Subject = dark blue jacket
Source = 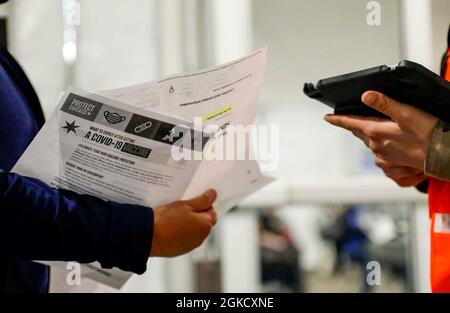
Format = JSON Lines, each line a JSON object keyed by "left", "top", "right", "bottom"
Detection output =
{"left": 0, "top": 45, "right": 153, "bottom": 293}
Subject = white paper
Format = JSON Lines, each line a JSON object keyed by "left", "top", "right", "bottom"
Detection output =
{"left": 13, "top": 48, "right": 273, "bottom": 289}
{"left": 14, "top": 89, "right": 205, "bottom": 209}
{"left": 101, "top": 48, "right": 272, "bottom": 215}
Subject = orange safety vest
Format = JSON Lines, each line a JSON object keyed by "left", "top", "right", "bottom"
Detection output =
{"left": 428, "top": 30, "right": 450, "bottom": 292}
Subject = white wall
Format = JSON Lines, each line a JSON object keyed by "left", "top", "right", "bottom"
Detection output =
{"left": 75, "top": 0, "right": 160, "bottom": 90}
{"left": 431, "top": 0, "right": 450, "bottom": 72}
{"left": 8, "top": 0, "right": 65, "bottom": 118}
{"left": 252, "top": 0, "right": 401, "bottom": 180}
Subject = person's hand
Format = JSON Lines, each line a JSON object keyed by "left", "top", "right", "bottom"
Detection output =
{"left": 150, "top": 189, "right": 217, "bottom": 257}
{"left": 324, "top": 91, "right": 438, "bottom": 187}
{"left": 372, "top": 158, "right": 427, "bottom": 187}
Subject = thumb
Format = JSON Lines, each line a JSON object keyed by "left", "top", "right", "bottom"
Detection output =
{"left": 361, "top": 91, "right": 410, "bottom": 124}
{"left": 185, "top": 189, "right": 217, "bottom": 212}
{"left": 196, "top": 207, "right": 218, "bottom": 226}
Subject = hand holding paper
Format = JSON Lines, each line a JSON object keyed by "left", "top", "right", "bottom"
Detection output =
{"left": 151, "top": 189, "right": 217, "bottom": 257}
{"left": 12, "top": 48, "right": 273, "bottom": 288}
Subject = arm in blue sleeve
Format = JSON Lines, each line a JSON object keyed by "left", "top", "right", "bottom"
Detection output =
{"left": 0, "top": 171, "right": 153, "bottom": 274}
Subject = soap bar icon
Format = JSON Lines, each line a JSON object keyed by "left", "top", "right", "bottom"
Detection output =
{"left": 134, "top": 121, "right": 152, "bottom": 133}
{"left": 104, "top": 111, "right": 126, "bottom": 124}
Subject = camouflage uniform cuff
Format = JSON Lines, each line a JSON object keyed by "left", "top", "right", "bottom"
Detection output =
{"left": 425, "top": 120, "right": 450, "bottom": 181}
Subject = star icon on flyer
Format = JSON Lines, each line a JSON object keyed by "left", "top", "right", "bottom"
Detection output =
{"left": 62, "top": 120, "right": 80, "bottom": 134}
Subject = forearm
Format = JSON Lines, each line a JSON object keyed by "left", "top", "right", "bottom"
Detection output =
{"left": 425, "top": 120, "right": 450, "bottom": 181}
{"left": 0, "top": 171, "right": 153, "bottom": 274}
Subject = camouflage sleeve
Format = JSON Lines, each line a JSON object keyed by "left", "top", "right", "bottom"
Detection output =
{"left": 425, "top": 120, "right": 450, "bottom": 181}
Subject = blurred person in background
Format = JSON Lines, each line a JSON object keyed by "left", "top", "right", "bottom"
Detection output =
{"left": 321, "top": 207, "right": 372, "bottom": 292}
{"left": 259, "top": 211, "right": 302, "bottom": 292}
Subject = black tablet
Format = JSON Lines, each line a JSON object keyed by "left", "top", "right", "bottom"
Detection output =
{"left": 303, "top": 60, "right": 450, "bottom": 122}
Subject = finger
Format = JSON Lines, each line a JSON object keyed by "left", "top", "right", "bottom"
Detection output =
{"left": 395, "top": 173, "right": 427, "bottom": 187}
{"left": 185, "top": 189, "right": 217, "bottom": 212}
{"left": 361, "top": 91, "right": 413, "bottom": 124}
{"left": 375, "top": 157, "right": 423, "bottom": 177}
{"left": 351, "top": 130, "right": 369, "bottom": 147}
{"left": 324, "top": 114, "right": 375, "bottom": 133}
{"left": 325, "top": 114, "right": 397, "bottom": 141}
{"left": 195, "top": 207, "right": 217, "bottom": 225}
{"left": 384, "top": 166, "right": 422, "bottom": 179}
{"left": 374, "top": 157, "right": 399, "bottom": 169}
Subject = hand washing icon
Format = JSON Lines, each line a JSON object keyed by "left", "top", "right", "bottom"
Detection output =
{"left": 104, "top": 111, "right": 126, "bottom": 124}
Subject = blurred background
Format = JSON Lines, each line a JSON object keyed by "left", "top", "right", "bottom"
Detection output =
{"left": 1, "top": 0, "right": 449, "bottom": 292}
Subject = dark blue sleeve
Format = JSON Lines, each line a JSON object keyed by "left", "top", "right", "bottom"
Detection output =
{"left": 0, "top": 171, "right": 153, "bottom": 274}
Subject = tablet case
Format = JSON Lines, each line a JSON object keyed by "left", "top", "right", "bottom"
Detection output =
{"left": 303, "top": 60, "right": 450, "bottom": 122}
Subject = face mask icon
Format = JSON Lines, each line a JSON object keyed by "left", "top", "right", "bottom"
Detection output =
{"left": 104, "top": 111, "right": 126, "bottom": 124}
